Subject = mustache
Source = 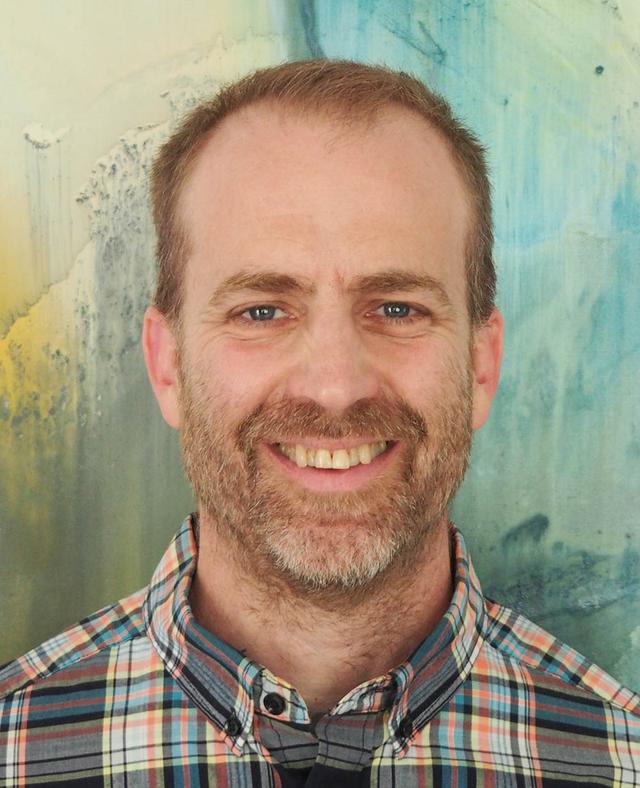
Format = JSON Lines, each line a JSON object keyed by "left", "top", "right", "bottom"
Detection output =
{"left": 235, "top": 394, "right": 428, "bottom": 452}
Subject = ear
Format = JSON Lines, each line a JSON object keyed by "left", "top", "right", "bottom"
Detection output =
{"left": 142, "top": 305, "right": 181, "bottom": 429}
{"left": 471, "top": 308, "right": 504, "bottom": 430}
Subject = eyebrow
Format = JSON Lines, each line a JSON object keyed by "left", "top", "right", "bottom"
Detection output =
{"left": 208, "top": 270, "right": 315, "bottom": 307}
{"left": 207, "top": 267, "right": 452, "bottom": 308}
{"left": 346, "top": 271, "right": 452, "bottom": 308}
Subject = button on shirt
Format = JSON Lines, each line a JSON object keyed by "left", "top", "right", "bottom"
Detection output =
{"left": 1, "top": 515, "right": 639, "bottom": 785}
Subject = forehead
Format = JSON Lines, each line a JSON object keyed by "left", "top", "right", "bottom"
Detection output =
{"left": 177, "top": 102, "right": 471, "bottom": 302}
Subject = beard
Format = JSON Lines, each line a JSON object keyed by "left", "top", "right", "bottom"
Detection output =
{"left": 178, "top": 352, "right": 474, "bottom": 600}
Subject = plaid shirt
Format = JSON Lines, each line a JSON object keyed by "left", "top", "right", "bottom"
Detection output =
{"left": 1, "top": 515, "right": 638, "bottom": 786}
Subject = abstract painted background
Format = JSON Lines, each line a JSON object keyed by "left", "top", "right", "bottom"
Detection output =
{"left": 1, "top": 1, "right": 638, "bottom": 689}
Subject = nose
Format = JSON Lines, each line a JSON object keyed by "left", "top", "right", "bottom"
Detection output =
{"left": 284, "top": 310, "right": 380, "bottom": 413}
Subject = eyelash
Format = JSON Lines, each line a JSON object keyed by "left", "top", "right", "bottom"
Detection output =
{"left": 370, "top": 303, "right": 427, "bottom": 324}
{"left": 235, "top": 305, "right": 289, "bottom": 325}
{"left": 232, "top": 303, "right": 429, "bottom": 328}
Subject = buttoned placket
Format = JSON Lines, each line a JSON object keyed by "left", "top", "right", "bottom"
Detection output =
{"left": 252, "top": 669, "right": 398, "bottom": 773}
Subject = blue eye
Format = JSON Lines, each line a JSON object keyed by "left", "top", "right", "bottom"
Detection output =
{"left": 246, "top": 305, "right": 281, "bottom": 321}
{"left": 382, "top": 303, "right": 412, "bottom": 318}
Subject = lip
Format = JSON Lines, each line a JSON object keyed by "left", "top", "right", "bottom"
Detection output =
{"left": 263, "top": 440, "right": 400, "bottom": 493}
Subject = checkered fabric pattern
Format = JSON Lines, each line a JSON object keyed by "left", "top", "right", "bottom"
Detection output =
{"left": 1, "top": 515, "right": 638, "bottom": 786}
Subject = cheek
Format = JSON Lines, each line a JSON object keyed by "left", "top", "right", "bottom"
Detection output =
{"left": 375, "top": 340, "right": 463, "bottom": 403}
{"left": 203, "top": 338, "right": 288, "bottom": 407}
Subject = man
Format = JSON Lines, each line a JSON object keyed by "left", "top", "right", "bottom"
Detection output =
{"left": 1, "top": 59, "right": 638, "bottom": 786}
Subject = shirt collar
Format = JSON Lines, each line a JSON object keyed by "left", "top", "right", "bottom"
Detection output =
{"left": 143, "top": 515, "right": 487, "bottom": 755}
{"left": 143, "top": 516, "right": 259, "bottom": 754}
{"left": 388, "top": 523, "right": 487, "bottom": 753}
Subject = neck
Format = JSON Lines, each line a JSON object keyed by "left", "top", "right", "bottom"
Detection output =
{"left": 189, "top": 515, "right": 454, "bottom": 719}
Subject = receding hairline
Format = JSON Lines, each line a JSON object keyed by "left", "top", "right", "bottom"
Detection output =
{"left": 172, "top": 95, "right": 479, "bottom": 260}
{"left": 187, "top": 92, "right": 472, "bottom": 171}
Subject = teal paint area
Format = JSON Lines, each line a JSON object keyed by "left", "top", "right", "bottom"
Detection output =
{"left": 297, "top": 0, "right": 640, "bottom": 689}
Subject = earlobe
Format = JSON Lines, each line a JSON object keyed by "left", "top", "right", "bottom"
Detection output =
{"left": 471, "top": 308, "right": 504, "bottom": 430}
{"left": 142, "top": 305, "right": 181, "bottom": 429}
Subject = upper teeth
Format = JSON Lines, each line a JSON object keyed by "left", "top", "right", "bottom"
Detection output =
{"left": 277, "top": 441, "right": 388, "bottom": 469}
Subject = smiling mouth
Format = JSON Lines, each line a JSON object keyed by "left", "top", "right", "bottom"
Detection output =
{"left": 274, "top": 440, "right": 392, "bottom": 469}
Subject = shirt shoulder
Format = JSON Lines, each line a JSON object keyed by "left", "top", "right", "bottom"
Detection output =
{"left": 482, "top": 596, "right": 640, "bottom": 717}
{"left": 0, "top": 586, "right": 148, "bottom": 702}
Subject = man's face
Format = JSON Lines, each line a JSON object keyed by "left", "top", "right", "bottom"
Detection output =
{"left": 171, "top": 104, "right": 481, "bottom": 594}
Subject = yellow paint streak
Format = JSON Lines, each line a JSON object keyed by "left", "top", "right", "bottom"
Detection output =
{"left": 0, "top": 212, "right": 34, "bottom": 330}
{"left": 0, "top": 265, "right": 80, "bottom": 524}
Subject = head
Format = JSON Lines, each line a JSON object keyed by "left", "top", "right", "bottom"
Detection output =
{"left": 143, "top": 60, "right": 503, "bottom": 598}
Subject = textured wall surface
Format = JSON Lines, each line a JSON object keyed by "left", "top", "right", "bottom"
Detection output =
{"left": 1, "top": 0, "right": 638, "bottom": 689}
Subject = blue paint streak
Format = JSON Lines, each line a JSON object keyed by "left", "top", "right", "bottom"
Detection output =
{"left": 298, "top": 0, "right": 325, "bottom": 58}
